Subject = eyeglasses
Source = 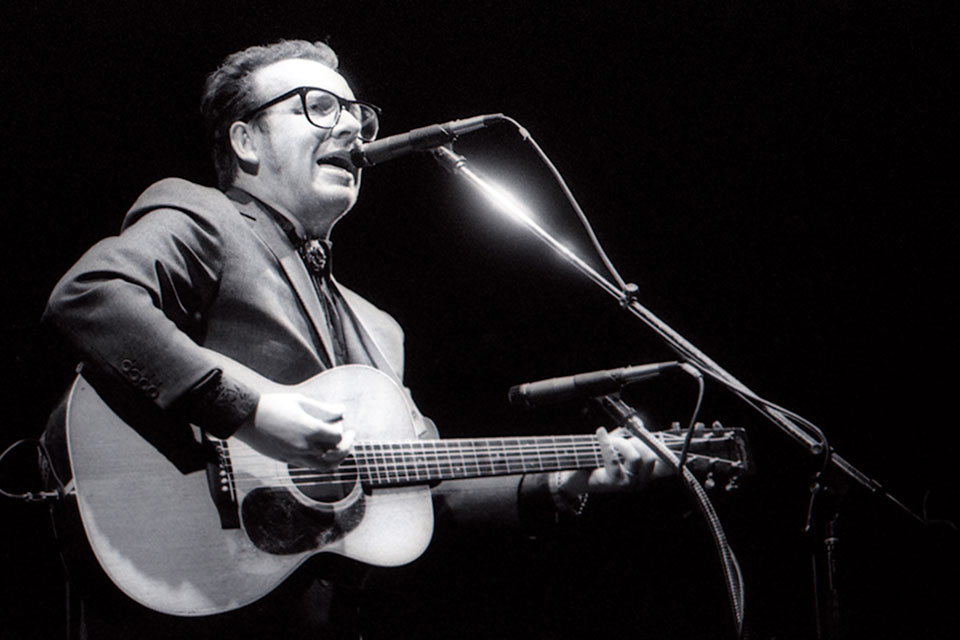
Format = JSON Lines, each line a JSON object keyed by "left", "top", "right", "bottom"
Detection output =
{"left": 243, "top": 86, "right": 381, "bottom": 141}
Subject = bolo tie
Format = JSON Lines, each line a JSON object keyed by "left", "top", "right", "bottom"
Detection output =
{"left": 263, "top": 204, "right": 349, "bottom": 367}
{"left": 298, "top": 238, "right": 349, "bottom": 367}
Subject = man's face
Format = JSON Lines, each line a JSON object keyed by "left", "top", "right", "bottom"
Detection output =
{"left": 244, "top": 58, "right": 363, "bottom": 235}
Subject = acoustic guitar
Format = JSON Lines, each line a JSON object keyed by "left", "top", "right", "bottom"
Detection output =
{"left": 64, "top": 358, "right": 748, "bottom": 616}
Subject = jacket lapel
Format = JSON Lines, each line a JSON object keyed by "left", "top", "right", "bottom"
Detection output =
{"left": 227, "top": 191, "right": 338, "bottom": 368}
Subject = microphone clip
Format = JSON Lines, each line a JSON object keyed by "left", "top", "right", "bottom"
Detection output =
{"left": 619, "top": 282, "right": 640, "bottom": 309}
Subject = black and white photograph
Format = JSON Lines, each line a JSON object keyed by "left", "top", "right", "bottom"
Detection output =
{"left": 1, "top": 2, "right": 957, "bottom": 638}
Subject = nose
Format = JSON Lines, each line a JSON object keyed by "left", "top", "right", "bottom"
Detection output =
{"left": 331, "top": 106, "right": 362, "bottom": 141}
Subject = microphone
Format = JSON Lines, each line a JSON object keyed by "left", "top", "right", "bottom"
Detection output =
{"left": 507, "top": 361, "right": 680, "bottom": 408}
{"left": 351, "top": 113, "right": 505, "bottom": 167}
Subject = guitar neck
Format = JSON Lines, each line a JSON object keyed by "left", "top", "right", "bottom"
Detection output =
{"left": 352, "top": 435, "right": 602, "bottom": 487}
{"left": 284, "top": 428, "right": 747, "bottom": 490}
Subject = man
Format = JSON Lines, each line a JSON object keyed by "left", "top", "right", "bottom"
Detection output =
{"left": 42, "top": 40, "right": 666, "bottom": 638}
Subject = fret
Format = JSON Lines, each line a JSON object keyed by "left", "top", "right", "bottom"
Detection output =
{"left": 414, "top": 441, "right": 428, "bottom": 482}
{"left": 547, "top": 436, "right": 564, "bottom": 472}
{"left": 475, "top": 439, "right": 490, "bottom": 476}
{"left": 499, "top": 438, "right": 512, "bottom": 474}
{"left": 510, "top": 438, "right": 527, "bottom": 473}
{"left": 498, "top": 439, "right": 511, "bottom": 475}
{"left": 526, "top": 437, "right": 544, "bottom": 473}
{"left": 512, "top": 437, "right": 530, "bottom": 473}
{"left": 400, "top": 442, "right": 414, "bottom": 483}
{"left": 352, "top": 446, "right": 368, "bottom": 484}
{"left": 591, "top": 438, "right": 603, "bottom": 468}
{"left": 464, "top": 440, "right": 481, "bottom": 478}
{"left": 489, "top": 439, "right": 502, "bottom": 476}
{"left": 379, "top": 444, "right": 392, "bottom": 484}
{"left": 387, "top": 443, "right": 400, "bottom": 484}
{"left": 505, "top": 439, "right": 515, "bottom": 474}
{"left": 427, "top": 440, "right": 443, "bottom": 481}
{"left": 473, "top": 440, "right": 483, "bottom": 476}
{"left": 454, "top": 441, "right": 468, "bottom": 478}
{"left": 440, "top": 441, "right": 455, "bottom": 479}
{"left": 433, "top": 442, "right": 447, "bottom": 480}
{"left": 448, "top": 441, "right": 462, "bottom": 479}
{"left": 532, "top": 437, "right": 544, "bottom": 473}
{"left": 557, "top": 435, "right": 577, "bottom": 469}
{"left": 373, "top": 443, "right": 386, "bottom": 484}
{"left": 379, "top": 443, "right": 392, "bottom": 484}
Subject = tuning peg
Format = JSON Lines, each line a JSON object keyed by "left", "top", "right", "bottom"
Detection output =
{"left": 704, "top": 472, "right": 716, "bottom": 490}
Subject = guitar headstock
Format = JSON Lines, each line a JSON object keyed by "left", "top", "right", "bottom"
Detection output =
{"left": 595, "top": 394, "right": 752, "bottom": 491}
{"left": 653, "top": 421, "right": 753, "bottom": 491}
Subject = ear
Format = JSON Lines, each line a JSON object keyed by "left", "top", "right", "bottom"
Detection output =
{"left": 228, "top": 121, "right": 260, "bottom": 166}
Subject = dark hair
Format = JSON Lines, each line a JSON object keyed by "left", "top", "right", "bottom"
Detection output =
{"left": 201, "top": 40, "right": 339, "bottom": 188}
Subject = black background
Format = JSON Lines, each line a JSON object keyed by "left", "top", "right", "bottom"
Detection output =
{"left": 1, "top": 1, "right": 957, "bottom": 638}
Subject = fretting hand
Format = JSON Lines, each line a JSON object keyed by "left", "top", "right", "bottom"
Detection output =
{"left": 555, "top": 426, "right": 670, "bottom": 499}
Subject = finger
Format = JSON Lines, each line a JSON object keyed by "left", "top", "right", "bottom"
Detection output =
{"left": 622, "top": 440, "right": 660, "bottom": 485}
{"left": 302, "top": 415, "right": 344, "bottom": 447}
{"left": 596, "top": 427, "right": 623, "bottom": 480}
{"left": 610, "top": 435, "right": 641, "bottom": 466}
{"left": 321, "top": 446, "right": 351, "bottom": 462}
{"left": 335, "top": 429, "right": 356, "bottom": 454}
{"left": 611, "top": 426, "right": 633, "bottom": 440}
{"left": 308, "top": 446, "right": 351, "bottom": 471}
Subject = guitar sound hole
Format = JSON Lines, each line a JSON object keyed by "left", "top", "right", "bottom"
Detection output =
{"left": 288, "top": 461, "right": 358, "bottom": 503}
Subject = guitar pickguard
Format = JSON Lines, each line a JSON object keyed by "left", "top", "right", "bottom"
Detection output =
{"left": 241, "top": 487, "right": 365, "bottom": 555}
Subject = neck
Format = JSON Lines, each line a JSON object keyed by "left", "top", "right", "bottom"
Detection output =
{"left": 230, "top": 179, "right": 338, "bottom": 240}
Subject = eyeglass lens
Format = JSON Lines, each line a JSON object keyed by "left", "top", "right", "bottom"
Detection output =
{"left": 304, "top": 89, "right": 379, "bottom": 140}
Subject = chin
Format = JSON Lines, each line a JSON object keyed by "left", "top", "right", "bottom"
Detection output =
{"left": 303, "top": 192, "right": 357, "bottom": 233}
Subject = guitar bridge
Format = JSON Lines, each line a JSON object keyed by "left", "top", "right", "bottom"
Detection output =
{"left": 204, "top": 438, "right": 240, "bottom": 529}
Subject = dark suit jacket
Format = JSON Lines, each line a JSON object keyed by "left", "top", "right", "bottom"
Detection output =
{"left": 44, "top": 177, "right": 411, "bottom": 469}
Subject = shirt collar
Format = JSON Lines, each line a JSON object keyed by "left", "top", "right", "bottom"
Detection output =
{"left": 226, "top": 186, "right": 334, "bottom": 275}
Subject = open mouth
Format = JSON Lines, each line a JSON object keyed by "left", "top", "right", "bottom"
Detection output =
{"left": 316, "top": 153, "right": 356, "bottom": 175}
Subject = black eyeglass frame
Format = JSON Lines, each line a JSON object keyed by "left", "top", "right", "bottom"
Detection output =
{"left": 242, "top": 86, "right": 382, "bottom": 140}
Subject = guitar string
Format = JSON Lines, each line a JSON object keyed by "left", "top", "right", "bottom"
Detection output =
{"left": 220, "top": 436, "right": 730, "bottom": 480}
{"left": 222, "top": 434, "right": 724, "bottom": 470}
{"left": 220, "top": 431, "right": 709, "bottom": 465}
{"left": 225, "top": 448, "right": 733, "bottom": 491}
{"left": 228, "top": 450, "right": 732, "bottom": 490}
{"left": 226, "top": 441, "right": 607, "bottom": 473}
{"left": 221, "top": 437, "right": 736, "bottom": 488}
{"left": 224, "top": 438, "right": 606, "bottom": 464}
{"left": 229, "top": 441, "right": 606, "bottom": 482}
{"left": 226, "top": 439, "right": 608, "bottom": 488}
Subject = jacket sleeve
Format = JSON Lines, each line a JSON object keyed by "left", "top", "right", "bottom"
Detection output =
{"left": 43, "top": 179, "right": 258, "bottom": 439}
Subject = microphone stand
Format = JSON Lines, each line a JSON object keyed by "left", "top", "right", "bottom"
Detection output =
{"left": 432, "top": 144, "right": 925, "bottom": 639}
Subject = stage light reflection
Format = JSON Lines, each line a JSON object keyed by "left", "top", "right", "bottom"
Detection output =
{"left": 471, "top": 173, "right": 539, "bottom": 228}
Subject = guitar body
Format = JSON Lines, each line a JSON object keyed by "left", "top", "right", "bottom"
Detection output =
{"left": 65, "top": 364, "right": 434, "bottom": 617}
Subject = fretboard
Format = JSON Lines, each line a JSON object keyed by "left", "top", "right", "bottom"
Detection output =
{"left": 350, "top": 435, "right": 603, "bottom": 487}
